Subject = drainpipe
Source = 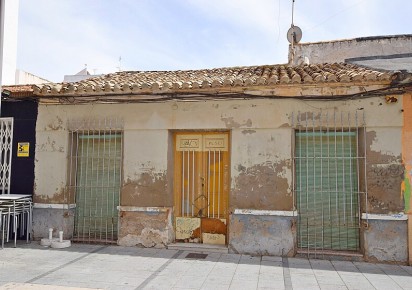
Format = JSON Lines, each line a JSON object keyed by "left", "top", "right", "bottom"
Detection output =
{"left": 0, "top": 0, "right": 5, "bottom": 116}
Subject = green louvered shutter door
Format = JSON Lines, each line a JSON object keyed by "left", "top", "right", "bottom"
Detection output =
{"left": 74, "top": 133, "right": 122, "bottom": 242}
{"left": 296, "top": 131, "right": 360, "bottom": 251}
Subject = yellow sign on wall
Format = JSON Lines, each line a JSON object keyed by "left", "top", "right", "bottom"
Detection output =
{"left": 17, "top": 142, "right": 30, "bottom": 157}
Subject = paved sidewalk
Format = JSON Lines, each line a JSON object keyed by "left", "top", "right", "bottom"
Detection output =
{"left": 1, "top": 242, "right": 412, "bottom": 290}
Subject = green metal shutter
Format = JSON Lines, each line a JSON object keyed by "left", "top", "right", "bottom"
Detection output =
{"left": 74, "top": 133, "right": 122, "bottom": 242}
{"left": 296, "top": 131, "right": 360, "bottom": 251}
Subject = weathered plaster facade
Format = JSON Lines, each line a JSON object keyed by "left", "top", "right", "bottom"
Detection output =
{"left": 364, "top": 219, "right": 408, "bottom": 263}
{"left": 32, "top": 94, "right": 406, "bottom": 261}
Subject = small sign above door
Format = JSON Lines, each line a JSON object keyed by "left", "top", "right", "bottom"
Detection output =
{"left": 176, "top": 134, "right": 202, "bottom": 151}
{"left": 176, "top": 134, "right": 228, "bottom": 151}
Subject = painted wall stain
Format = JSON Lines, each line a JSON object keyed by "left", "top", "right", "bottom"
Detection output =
{"left": 297, "top": 112, "right": 319, "bottom": 122}
{"left": 46, "top": 116, "right": 64, "bottom": 131}
{"left": 121, "top": 170, "right": 170, "bottom": 207}
{"left": 34, "top": 187, "right": 74, "bottom": 204}
{"left": 38, "top": 136, "right": 64, "bottom": 153}
{"left": 241, "top": 129, "right": 256, "bottom": 135}
{"left": 232, "top": 161, "right": 292, "bottom": 211}
{"left": 221, "top": 116, "right": 252, "bottom": 129}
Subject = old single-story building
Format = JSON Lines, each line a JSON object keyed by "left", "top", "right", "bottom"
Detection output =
{"left": 9, "top": 62, "right": 412, "bottom": 263}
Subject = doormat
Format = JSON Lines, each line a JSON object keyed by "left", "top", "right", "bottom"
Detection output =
{"left": 185, "top": 253, "right": 208, "bottom": 259}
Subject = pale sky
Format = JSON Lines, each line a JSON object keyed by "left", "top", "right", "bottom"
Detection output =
{"left": 17, "top": 0, "right": 412, "bottom": 82}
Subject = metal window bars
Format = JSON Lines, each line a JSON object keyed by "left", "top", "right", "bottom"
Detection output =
{"left": 67, "top": 118, "right": 123, "bottom": 244}
{"left": 179, "top": 150, "right": 225, "bottom": 218}
{"left": 291, "top": 110, "right": 367, "bottom": 255}
{"left": 177, "top": 133, "right": 227, "bottom": 219}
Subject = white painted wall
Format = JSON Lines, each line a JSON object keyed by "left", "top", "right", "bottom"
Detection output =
{"left": 291, "top": 35, "right": 412, "bottom": 65}
{"left": 15, "top": 69, "right": 50, "bottom": 85}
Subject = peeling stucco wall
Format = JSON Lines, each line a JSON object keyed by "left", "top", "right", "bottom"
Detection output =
{"left": 118, "top": 209, "right": 173, "bottom": 248}
{"left": 34, "top": 96, "right": 405, "bottom": 259}
{"left": 229, "top": 214, "right": 296, "bottom": 256}
{"left": 231, "top": 129, "right": 293, "bottom": 211}
{"left": 363, "top": 220, "right": 408, "bottom": 263}
{"left": 32, "top": 208, "right": 75, "bottom": 240}
{"left": 366, "top": 128, "right": 404, "bottom": 213}
{"left": 121, "top": 130, "right": 170, "bottom": 207}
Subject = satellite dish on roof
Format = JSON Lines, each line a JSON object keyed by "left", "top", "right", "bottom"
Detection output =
{"left": 287, "top": 25, "right": 302, "bottom": 44}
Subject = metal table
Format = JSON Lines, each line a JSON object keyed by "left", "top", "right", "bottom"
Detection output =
{"left": 0, "top": 194, "right": 32, "bottom": 248}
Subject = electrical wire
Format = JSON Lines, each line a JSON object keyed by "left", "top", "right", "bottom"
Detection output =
{"left": 15, "top": 80, "right": 410, "bottom": 105}
{"left": 306, "top": 0, "right": 367, "bottom": 32}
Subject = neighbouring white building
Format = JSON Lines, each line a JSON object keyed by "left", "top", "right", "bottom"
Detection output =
{"left": 1, "top": 0, "right": 19, "bottom": 85}
{"left": 289, "top": 34, "right": 412, "bottom": 71}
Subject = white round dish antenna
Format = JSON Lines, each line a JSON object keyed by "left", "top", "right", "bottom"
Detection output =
{"left": 287, "top": 25, "right": 302, "bottom": 44}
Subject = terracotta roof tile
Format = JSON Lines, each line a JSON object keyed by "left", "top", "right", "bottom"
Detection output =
{"left": 2, "top": 85, "right": 34, "bottom": 98}
{"left": 2, "top": 85, "right": 33, "bottom": 93}
{"left": 33, "top": 63, "right": 393, "bottom": 97}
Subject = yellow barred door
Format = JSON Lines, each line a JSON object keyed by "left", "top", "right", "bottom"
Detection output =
{"left": 174, "top": 132, "right": 230, "bottom": 245}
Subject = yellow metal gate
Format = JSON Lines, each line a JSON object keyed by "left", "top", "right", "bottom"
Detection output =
{"left": 174, "top": 132, "right": 230, "bottom": 245}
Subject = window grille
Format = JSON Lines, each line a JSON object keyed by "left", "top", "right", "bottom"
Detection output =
{"left": 292, "top": 111, "right": 367, "bottom": 254}
{"left": 67, "top": 118, "right": 123, "bottom": 243}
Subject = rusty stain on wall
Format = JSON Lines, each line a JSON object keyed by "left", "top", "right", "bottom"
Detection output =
{"left": 366, "top": 131, "right": 404, "bottom": 213}
{"left": 118, "top": 210, "right": 172, "bottom": 247}
{"left": 232, "top": 161, "right": 292, "bottom": 211}
{"left": 33, "top": 187, "right": 74, "bottom": 204}
{"left": 121, "top": 170, "right": 170, "bottom": 207}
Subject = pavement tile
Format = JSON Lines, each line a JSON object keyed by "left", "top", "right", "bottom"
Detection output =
{"left": 362, "top": 276, "right": 403, "bottom": 290}
{"left": 200, "top": 283, "right": 230, "bottom": 290}
{"left": 229, "top": 280, "right": 259, "bottom": 290}
{"left": 319, "top": 284, "right": 348, "bottom": 290}
{"left": 262, "top": 256, "right": 283, "bottom": 262}
{"left": 258, "top": 278, "right": 285, "bottom": 289}
{"left": 4, "top": 243, "right": 412, "bottom": 289}
{"left": 401, "top": 266, "right": 412, "bottom": 275}
{"left": 173, "top": 275, "right": 207, "bottom": 289}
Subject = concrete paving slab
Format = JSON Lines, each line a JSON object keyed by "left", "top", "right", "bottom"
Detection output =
{"left": 0, "top": 282, "right": 103, "bottom": 290}
{"left": 2, "top": 243, "right": 412, "bottom": 289}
